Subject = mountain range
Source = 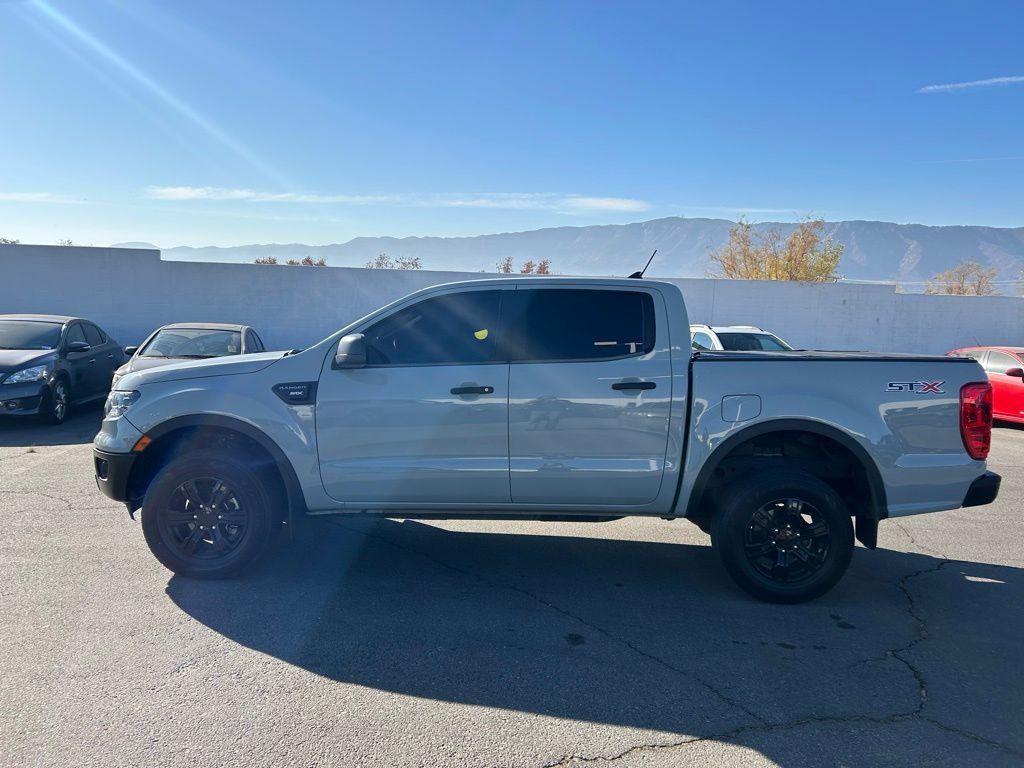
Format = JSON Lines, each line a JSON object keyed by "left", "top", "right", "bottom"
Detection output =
{"left": 116, "top": 217, "right": 1024, "bottom": 285}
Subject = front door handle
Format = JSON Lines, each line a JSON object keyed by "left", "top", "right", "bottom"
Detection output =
{"left": 451, "top": 385, "right": 494, "bottom": 395}
{"left": 88, "top": 358, "right": 96, "bottom": 365}
{"left": 612, "top": 381, "right": 656, "bottom": 391}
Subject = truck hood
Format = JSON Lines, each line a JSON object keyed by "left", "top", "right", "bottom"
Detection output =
{"left": 117, "top": 351, "right": 287, "bottom": 389}
{"left": 0, "top": 348, "right": 55, "bottom": 376}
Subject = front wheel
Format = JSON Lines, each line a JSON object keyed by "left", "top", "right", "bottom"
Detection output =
{"left": 39, "top": 378, "right": 70, "bottom": 425}
{"left": 711, "top": 470, "right": 854, "bottom": 603}
{"left": 141, "top": 450, "right": 277, "bottom": 578}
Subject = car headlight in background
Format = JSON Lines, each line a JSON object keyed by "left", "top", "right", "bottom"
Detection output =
{"left": 2, "top": 365, "right": 48, "bottom": 385}
{"left": 104, "top": 390, "right": 140, "bottom": 418}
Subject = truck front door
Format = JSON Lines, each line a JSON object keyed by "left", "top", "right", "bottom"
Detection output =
{"left": 504, "top": 287, "right": 672, "bottom": 506}
{"left": 316, "top": 288, "right": 511, "bottom": 504}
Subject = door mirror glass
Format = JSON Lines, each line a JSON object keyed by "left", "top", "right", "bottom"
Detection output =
{"left": 334, "top": 334, "right": 367, "bottom": 369}
{"left": 1005, "top": 367, "right": 1024, "bottom": 378}
{"left": 66, "top": 340, "right": 91, "bottom": 353}
{"left": 124, "top": 345, "right": 139, "bottom": 356}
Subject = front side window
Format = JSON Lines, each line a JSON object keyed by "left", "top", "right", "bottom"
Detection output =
{"left": 364, "top": 291, "right": 501, "bottom": 366}
{"left": 0, "top": 320, "right": 62, "bottom": 350}
{"left": 985, "top": 350, "right": 1021, "bottom": 374}
{"left": 140, "top": 328, "right": 242, "bottom": 359}
{"left": 65, "top": 324, "right": 87, "bottom": 347}
{"left": 503, "top": 289, "right": 654, "bottom": 362}
{"left": 83, "top": 324, "right": 104, "bottom": 347}
{"left": 691, "top": 331, "right": 715, "bottom": 350}
{"left": 247, "top": 331, "right": 265, "bottom": 352}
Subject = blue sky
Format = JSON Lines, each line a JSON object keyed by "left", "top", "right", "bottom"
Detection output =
{"left": 1, "top": 0, "right": 1022, "bottom": 247}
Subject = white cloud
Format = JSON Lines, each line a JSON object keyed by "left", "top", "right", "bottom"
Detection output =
{"left": 917, "top": 75, "right": 1024, "bottom": 94}
{"left": 145, "top": 186, "right": 398, "bottom": 204}
{"left": 146, "top": 187, "right": 650, "bottom": 214}
{"left": 559, "top": 197, "right": 650, "bottom": 213}
{"left": 0, "top": 191, "right": 79, "bottom": 203}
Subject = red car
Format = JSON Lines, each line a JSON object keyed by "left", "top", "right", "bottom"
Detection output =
{"left": 948, "top": 346, "right": 1024, "bottom": 423}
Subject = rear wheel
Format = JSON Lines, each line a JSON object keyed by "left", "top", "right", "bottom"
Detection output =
{"left": 141, "top": 450, "right": 277, "bottom": 578}
{"left": 711, "top": 470, "right": 854, "bottom": 603}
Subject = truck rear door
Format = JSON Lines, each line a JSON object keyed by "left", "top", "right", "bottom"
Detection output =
{"left": 503, "top": 286, "right": 672, "bottom": 505}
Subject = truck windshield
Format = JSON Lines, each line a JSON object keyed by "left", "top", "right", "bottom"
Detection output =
{"left": 140, "top": 328, "right": 242, "bottom": 358}
{"left": 716, "top": 332, "right": 792, "bottom": 351}
{"left": 0, "top": 320, "right": 62, "bottom": 350}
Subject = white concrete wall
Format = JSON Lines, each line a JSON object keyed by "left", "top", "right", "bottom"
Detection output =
{"left": 4, "top": 244, "right": 1023, "bottom": 354}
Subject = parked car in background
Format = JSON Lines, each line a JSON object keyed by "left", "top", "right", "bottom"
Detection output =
{"left": 0, "top": 314, "right": 124, "bottom": 424}
{"left": 690, "top": 324, "right": 793, "bottom": 351}
{"left": 947, "top": 346, "right": 1024, "bottom": 423}
{"left": 112, "top": 323, "right": 266, "bottom": 389}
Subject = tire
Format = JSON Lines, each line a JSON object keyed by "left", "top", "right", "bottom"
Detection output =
{"left": 710, "top": 469, "right": 854, "bottom": 603}
{"left": 140, "top": 450, "right": 277, "bottom": 578}
{"left": 39, "top": 377, "right": 70, "bottom": 425}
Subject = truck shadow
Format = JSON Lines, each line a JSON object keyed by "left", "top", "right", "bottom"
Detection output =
{"left": 166, "top": 517, "right": 1024, "bottom": 763}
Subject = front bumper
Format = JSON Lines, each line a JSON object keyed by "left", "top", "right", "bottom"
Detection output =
{"left": 963, "top": 471, "right": 1000, "bottom": 507}
{"left": 0, "top": 382, "right": 46, "bottom": 416}
{"left": 94, "top": 448, "right": 137, "bottom": 503}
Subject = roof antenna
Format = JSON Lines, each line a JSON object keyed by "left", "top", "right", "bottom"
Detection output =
{"left": 629, "top": 249, "right": 657, "bottom": 279}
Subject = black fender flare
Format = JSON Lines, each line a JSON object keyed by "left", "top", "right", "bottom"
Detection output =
{"left": 139, "top": 414, "right": 308, "bottom": 524}
{"left": 683, "top": 418, "right": 887, "bottom": 547}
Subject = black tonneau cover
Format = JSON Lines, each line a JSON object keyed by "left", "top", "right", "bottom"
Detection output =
{"left": 692, "top": 350, "right": 976, "bottom": 363}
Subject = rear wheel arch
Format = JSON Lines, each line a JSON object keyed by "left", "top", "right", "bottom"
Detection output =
{"left": 685, "top": 418, "right": 886, "bottom": 548}
{"left": 127, "top": 415, "right": 307, "bottom": 524}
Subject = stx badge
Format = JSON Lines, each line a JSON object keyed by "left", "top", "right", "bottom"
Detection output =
{"left": 886, "top": 381, "right": 945, "bottom": 394}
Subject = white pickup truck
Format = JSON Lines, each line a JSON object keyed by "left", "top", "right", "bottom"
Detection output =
{"left": 94, "top": 277, "right": 999, "bottom": 602}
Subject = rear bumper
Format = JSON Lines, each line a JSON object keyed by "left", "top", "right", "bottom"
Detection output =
{"left": 963, "top": 471, "right": 1000, "bottom": 508}
{"left": 94, "top": 448, "right": 137, "bottom": 503}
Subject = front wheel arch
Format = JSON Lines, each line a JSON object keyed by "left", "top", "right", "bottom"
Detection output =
{"left": 127, "top": 415, "right": 307, "bottom": 525}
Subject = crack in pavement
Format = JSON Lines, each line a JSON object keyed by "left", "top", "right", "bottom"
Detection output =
{"left": 540, "top": 556, "right": 1024, "bottom": 766}
{"left": 0, "top": 489, "right": 74, "bottom": 511}
{"left": 325, "top": 521, "right": 1023, "bottom": 766}
{"left": 328, "top": 520, "right": 769, "bottom": 727}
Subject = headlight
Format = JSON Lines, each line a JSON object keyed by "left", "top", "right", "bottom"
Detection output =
{"left": 104, "top": 389, "right": 140, "bottom": 418}
{"left": 2, "top": 365, "right": 48, "bottom": 385}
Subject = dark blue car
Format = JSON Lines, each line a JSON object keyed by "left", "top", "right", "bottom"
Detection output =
{"left": 0, "top": 314, "right": 124, "bottom": 424}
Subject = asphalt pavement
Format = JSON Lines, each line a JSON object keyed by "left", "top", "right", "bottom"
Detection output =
{"left": 2, "top": 405, "right": 1022, "bottom": 767}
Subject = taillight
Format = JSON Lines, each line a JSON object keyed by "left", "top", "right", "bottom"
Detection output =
{"left": 960, "top": 382, "right": 992, "bottom": 460}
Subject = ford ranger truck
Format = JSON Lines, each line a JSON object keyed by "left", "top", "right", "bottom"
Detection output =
{"left": 93, "top": 277, "right": 999, "bottom": 603}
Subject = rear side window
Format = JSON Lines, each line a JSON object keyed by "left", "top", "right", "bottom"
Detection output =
{"left": 83, "top": 324, "right": 104, "bottom": 346}
{"left": 958, "top": 349, "right": 985, "bottom": 362}
{"left": 985, "top": 350, "right": 1020, "bottom": 374}
{"left": 364, "top": 290, "right": 501, "bottom": 366}
{"left": 502, "top": 289, "right": 655, "bottom": 362}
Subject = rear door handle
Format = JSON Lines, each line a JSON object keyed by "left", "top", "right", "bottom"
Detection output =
{"left": 88, "top": 358, "right": 96, "bottom": 365}
{"left": 451, "top": 385, "right": 494, "bottom": 395}
{"left": 612, "top": 381, "right": 656, "bottom": 391}
{"left": 106, "top": 353, "right": 114, "bottom": 359}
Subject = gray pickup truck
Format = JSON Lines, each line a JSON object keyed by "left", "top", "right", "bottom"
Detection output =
{"left": 93, "top": 277, "right": 999, "bottom": 602}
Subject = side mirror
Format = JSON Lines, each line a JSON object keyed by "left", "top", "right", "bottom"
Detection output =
{"left": 333, "top": 333, "right": 367, "bottom": 369}
{"left": 124, "top": 345, "right": 139, "bottom": 356}
{"left": 66, "top": 340, "right": 91, "bottom": 353}
{"left": 1006, "top": 367, "right": 1024, "bottom": 378}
